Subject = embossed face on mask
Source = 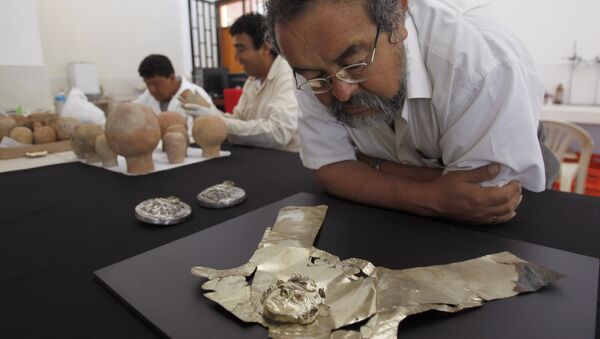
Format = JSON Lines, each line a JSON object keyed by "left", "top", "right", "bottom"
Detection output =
{"left": 261, "top": 275, "right": 325, "bottom": 325}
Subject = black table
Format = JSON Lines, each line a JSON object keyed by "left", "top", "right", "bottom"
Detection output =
{"left": 1, "top": 145, "right": 599, "bottom": 338}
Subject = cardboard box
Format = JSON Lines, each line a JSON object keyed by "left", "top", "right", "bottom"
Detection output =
{"left": 0, "top": 140, "right": 72, "bottom": 160}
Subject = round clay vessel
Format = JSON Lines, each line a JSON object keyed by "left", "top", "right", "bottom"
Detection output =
{"left": 33, "top": 126, "right": 57, "bottom": 144}
{"left": 158, "top": 111, "right": 187, "bottom": 136}
{"left": 158, "top": 112, "right": 187, "bottom": 151}
{"left": 71, "top": 124, "right": 104, "bottom": 163}
{"left": 10, "top": 126, "right": 33, "bottom": 144}
{"left": 163, "top": 132, "right": 187, "bottom": 164}
{"left": 0, "top": 116, "right": 17, "bottom": 140}
{"left": 29, "top": 112, "right": 59, "bottom": 126}
{"left": 95, "top": 134, "right": 118, "bottom": 167}
{"left": 51, "top": 117, "right": 81, "bottom": 141}
{"left": 166, "top": 124, "right": 189, "bottom": 146}
{"left": 14, "top": 116, "right": 34, "bottom": 130}
{"left": 105, "top": 103, "right": 160, "bottom": 174}
{"left": 192, "top": 116, "right": 227, "bottom": 158}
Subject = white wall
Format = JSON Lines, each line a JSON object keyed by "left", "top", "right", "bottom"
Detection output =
{"left": 490, "top": 0, "right": 600, "bottom": 105}
{"left": 5, "top": 0, "right": 598, "bottom": 110}
{"left": 0, "top": 0, "right": 53, "bottom": 111}
{"left": 0, "top": 0, "right": 45, "bottom": 66}
{"left": 36, "top": 0, "right": 192, "bottom": 101}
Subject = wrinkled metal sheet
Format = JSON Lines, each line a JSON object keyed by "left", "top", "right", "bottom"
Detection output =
{"left": 191, "top": 205, "right": 564, "bottom": 338}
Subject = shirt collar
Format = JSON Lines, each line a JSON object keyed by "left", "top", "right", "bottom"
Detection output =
{"left": 265, "top": 55, "right": 283, "bottom": 82}
{"left": 404, "top": 14, "right": 432, "bottom": 100}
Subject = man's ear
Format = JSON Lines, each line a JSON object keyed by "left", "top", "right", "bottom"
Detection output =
{"left": 389, "top": 0, "right": 409, "bottom": 44}
{"left": 260, "top": 41, "right": 271, "bottom": 53}
{"left": 389, "top": 26, "right": 408, "bottom": 44}
{"left": 264, "top": 40, "right": 273, "bottom": 51}
{"left": 260, "top": 42, "right": 273, "bottom": 57}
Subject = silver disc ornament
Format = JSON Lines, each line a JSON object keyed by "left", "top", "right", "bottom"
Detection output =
{"left": 197, "top": 181, "right": 246, "bottom": 208}
{"left": 135, "top": 196, "right": 192, "bottom": 225}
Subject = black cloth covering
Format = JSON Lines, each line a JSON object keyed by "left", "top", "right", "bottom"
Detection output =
{"left": 0, "top": 145, "right": 598, "bottom": 338}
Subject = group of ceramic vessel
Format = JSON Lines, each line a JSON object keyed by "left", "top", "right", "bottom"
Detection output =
{"left": 71, "top": 102, "right": 227, "bottom": 174}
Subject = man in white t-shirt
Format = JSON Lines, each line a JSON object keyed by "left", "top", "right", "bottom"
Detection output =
{"left": 265, "top": 0, "right": 553, "bottom": 224}
{"left": 134, "top": 54, "right": 213, "bottom": 130}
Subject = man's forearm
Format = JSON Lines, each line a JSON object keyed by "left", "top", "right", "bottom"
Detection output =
{"left": 355, "top": 153, "right": 442, "bottom": 182}
{"left": 315, "top": 160, "right": 523, "bottom": 224}
{"left": 316, "top": 160, "right": 439, "bottom": 217}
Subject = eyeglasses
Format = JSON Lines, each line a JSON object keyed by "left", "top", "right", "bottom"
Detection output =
{"left": 294, "top": 25, "right": 381, "bottom": 94}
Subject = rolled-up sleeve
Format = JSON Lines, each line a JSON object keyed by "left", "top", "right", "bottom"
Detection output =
{"left": 296, "top": 91, "right": 356, "bottom": 169}
{"left": 225, "top": 64, "right": 300, "bottom": 152}
{"left": 440, "top": 60, "right": 546, "bottom": 192}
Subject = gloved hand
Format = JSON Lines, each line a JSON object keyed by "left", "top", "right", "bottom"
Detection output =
{"left": 181, "top": 103, "right": 224, "bottom": 118}
{"left": 178, "top": 89, "right": 211, "bottom": 107}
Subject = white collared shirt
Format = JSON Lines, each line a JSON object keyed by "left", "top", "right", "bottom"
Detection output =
{"left": 296, "top": 0, "right": 546, "bottom": 191}
{"left": 224, "top": 56, "right": 300, "bottom": 152}
{"left": 134, "top": 76, "right": 213, "bottom": 134}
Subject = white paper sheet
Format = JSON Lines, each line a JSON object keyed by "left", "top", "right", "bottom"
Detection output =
{"left": 82, "top": 145, "right": 230, "bottom": 176}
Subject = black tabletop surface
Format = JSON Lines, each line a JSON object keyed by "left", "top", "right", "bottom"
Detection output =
{"left": 1, "top": 144, "right": 599, "bottom": 338}
{"left": 96, "top": 192, "right": 598, "bottom": 339}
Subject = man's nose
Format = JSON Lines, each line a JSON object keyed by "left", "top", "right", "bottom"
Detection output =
{"left": 330, "top": 78, "right": 359, "bottom": 102}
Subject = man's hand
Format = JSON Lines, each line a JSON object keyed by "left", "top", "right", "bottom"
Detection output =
{"left": 428, "top": 164, "right": 522, "bottom": 225}
{"left": 178, "top": 89, "right": 211, "bottom": 108}
{"left": 181, "top": 103, "right": 223, "bottom": 118}
{"left": 178, "top": 90, "right": 225, "bottom": 118}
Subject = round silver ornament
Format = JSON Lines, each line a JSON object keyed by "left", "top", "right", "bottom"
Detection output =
{"left": 197, "top": 181, "right": 246, "bottom": 208}
{"left": 135, "top": 196, "right": 191, "bottom": 225}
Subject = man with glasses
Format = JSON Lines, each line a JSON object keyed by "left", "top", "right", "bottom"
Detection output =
{"left": 265, "top": 0, "right": 550, "bottom": 224}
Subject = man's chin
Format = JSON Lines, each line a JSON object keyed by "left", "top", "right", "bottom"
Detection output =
{"left": 330, "top": 108, "right": 388, "bottom": 128}
{"left": 342, "top": 106, "right": 373, "bottom": 115}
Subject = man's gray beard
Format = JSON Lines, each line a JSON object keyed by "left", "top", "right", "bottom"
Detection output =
{"left": 329, "top": 50, "right": 408, "bottom": 128}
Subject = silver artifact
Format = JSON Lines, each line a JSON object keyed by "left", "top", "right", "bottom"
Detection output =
{"left": 196, "top": 181, "right": 246, "bottom": 208}
{"left": 134, "top": 196, "right": 191, "bottom": 225}
{"left": 191, "top": 206, "right": 564, "bottom": 338}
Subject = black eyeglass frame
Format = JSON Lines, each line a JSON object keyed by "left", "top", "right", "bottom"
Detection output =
{"left": 293, "top": 25, "right": 382, "bottom": 94}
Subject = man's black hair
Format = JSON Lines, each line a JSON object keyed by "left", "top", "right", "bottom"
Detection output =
{"left": 230, "top": 13, "right": 278, "bottom": 57}
{"left": 138, "top": 54, "right": 175, "bottom": 78}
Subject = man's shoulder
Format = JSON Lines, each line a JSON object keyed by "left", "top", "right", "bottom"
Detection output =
{"left": 410, "top": 0, "right": 490, "bottom": 19}
{"left": 134, "top": 89, "right": 154, "bottom": 104}
{"left": 410, "top": 0, "right": 531, "bottom": 88}
{"left": 410, "top": 0, "right": 521, "bottom": 62}
{"left": 180, "top": 77, "right": 204, "bottom": 91}
{"left": 267, "top": 56, "right": 293, "bottom": 81}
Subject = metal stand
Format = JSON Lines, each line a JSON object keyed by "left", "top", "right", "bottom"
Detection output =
{"left": 594, "top": 56, "right": 600, "bottom": 106}
{"left": 564, "top": 41, "right": 583, "bottom": 105}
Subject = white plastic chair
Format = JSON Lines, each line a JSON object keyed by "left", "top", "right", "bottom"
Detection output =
{"left": 541, "top": 119, "right": 594, "bottom": 194}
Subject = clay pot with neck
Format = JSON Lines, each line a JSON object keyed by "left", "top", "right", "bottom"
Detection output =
{"left": 95, "top": 134, "right": 118, "bottom": 167}
{"left": 51, "top": 117, "right": 81, "bottom": 141}
{"left": 166, "top": 124, "right": 189, "bottom": 146}
{"left": 192, "top": 115, "right": 227, "bottom": 158}
{"left": 158, "top": 111, "right": 187, "bottom": 151}
{"left": 105, "top": 103, "right": 161, "bottom": 174}
{"left": 158, "top": 111, "right": 187, "bottom": 136}
{"left": 163, "top": 132, "right": 187, "bottom": 164}
{"left": 71, "top": 124, "right": 104, "bottom": 163}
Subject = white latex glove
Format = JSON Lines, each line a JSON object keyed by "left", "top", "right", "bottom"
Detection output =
{"left": 181, "top": 103, "right": 224, "bottom": 118}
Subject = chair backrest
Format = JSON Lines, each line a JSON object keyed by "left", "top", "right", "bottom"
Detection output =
{"left": 541, "top": 119, "right": 594, "bottom": 193}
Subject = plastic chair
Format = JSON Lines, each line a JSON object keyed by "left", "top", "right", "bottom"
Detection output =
{"left": 541, "top": 119, "right": 594, "bottom": 194}
{"left": 223, "top": 88, "right": 243, "bottom": 114}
